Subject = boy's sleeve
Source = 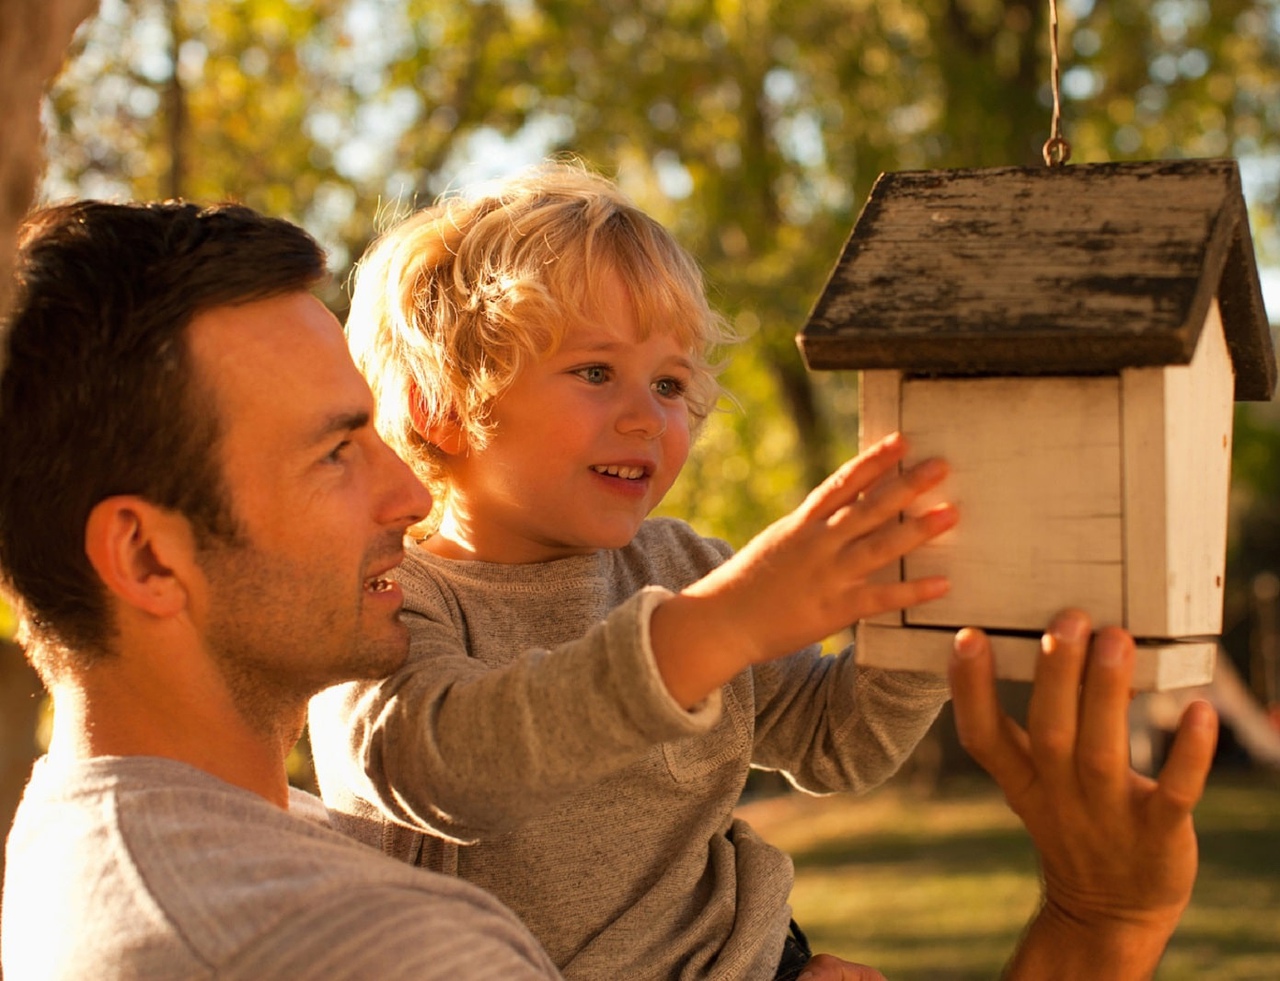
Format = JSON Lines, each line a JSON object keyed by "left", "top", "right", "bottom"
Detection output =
{"left": 746, "top": 646, "right": 951, "bottom": 796}
{"left": 307, "top": 586, "right": 719, "bottom": 843}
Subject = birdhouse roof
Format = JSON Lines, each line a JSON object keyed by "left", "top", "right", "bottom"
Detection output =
{"left": 797, "top": 159, "right": 1277, "bottom": 400}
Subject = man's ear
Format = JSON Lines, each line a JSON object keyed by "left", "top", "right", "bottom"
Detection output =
{"left": 407, "top": 379, "right": 466, "bottom": 456}
{"left": 84, "top": 497, "right": 197, "bottom": 619}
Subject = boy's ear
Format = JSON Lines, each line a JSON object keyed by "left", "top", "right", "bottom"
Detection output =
{"left": 84, "top": 497, "right": 197, "bottom": 620}
{"left": 407, "top": 379, "right": 466, "bottom": 456}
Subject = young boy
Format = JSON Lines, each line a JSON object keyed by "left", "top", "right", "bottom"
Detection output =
{"left": 308, "top": 161, "right": 958, "bottom": 981}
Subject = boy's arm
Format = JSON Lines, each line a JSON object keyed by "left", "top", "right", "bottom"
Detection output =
{"left": 747, "top": 650, "right": 950, "bottom": 795}
{"left": 308, "top": 587, "right": 719, "bottom": 840}
{"left": 949, "top": 611, "right": 1218, "bottom": 981}
{"left": 649, "top": 433, "right": 956, "bottom": 709}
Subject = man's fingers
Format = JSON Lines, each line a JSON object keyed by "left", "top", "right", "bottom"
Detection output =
{"left": 1026, "top": 610, "right": 1091, "bottom": 778}
{"left": 1151, "top": 699, "right": 1218, "bottom": 826}
{"left": 1074, "top": 626, "right": 1137, "bottom": 801}
{"left": 950, "top": 627, "right": 1034, "bottom": 793}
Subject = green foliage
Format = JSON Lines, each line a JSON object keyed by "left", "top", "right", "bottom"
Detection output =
{"left": 40, "top": 0, "right": 1280, "bottom": 623}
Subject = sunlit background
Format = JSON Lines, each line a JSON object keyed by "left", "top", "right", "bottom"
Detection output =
{"left": 3, "top": 1, "right": 1280, "bottom": 976}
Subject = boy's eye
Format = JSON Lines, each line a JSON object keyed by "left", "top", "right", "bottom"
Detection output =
{"left": 574, "top": 365, "right": 610, "bottom": 384}
{"left": 654, "top": 376, "right": 688, "bottom": 399}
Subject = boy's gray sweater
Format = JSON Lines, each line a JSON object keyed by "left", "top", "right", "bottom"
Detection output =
{"left": 309, "top": 517, "right": 950, "bottom": 981}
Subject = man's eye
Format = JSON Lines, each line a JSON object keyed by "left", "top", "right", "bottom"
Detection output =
{"left": 325, "top": 440, "right": 352, "bottom": 463}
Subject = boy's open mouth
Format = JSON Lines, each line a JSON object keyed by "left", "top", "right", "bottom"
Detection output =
{"left": 364, "top": 576, "right": 395, "bottom": 592}
{"left": 591, "top": 464, "right": 646, "bottom": 480}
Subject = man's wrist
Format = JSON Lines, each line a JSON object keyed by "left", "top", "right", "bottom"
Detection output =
{"left": 1004, "top": 899, "right": 1179, "bottom": 981}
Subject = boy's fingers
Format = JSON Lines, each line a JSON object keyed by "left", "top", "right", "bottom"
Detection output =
{"left": 831, "top": 456, "right": 950, "bottom": 539}
{"left": 1151, "top": 700, "right": 1218, "bottom": 827}
{"left": 1074, "top": 626, "right": 1137, "bottom": 802}
{"left": 842, "top": 502, "right": 958, "bottom": 573}
{"left": 804, "top": 434, "right": 910, "bottom": 520}
{"left": 852, "top": 577, "right": 950, "bottom": 619}
{"left": 1026, "top": 610, "right": 1090, "bottom": 779}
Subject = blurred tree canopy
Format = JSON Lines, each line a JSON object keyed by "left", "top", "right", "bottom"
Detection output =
{"left": 14, "top": 0, "right": 1280, "bottom": 669}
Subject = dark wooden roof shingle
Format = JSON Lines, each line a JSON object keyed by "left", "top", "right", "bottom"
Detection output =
{"left": 797, "top": 159, "right": 1277, "bottom": 400}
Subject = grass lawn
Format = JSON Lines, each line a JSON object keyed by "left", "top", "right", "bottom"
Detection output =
{"left": 736, "top": 772, "right": 1280, "bottom": 980}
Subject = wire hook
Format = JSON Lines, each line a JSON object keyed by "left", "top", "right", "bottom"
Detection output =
{"left": 1042, "top": 0, "right": 1072, "bottom": 167}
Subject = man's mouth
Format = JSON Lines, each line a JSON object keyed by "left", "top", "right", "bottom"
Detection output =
{"left": 364, "top": 576, "right": 395, "bottom": 592}
{"left": 591, "top": 464, "right": 647, "bottom": 480}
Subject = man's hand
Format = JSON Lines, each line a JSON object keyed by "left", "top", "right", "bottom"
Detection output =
{"left": 949, "top": 610, "right": 1219, "bottom": 980}
{"left": 796, "top": 952, "right": 887, "bottom": 981}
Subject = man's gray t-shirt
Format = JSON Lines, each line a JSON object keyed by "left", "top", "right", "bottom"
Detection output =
{"left": 1, "top": 755, "right": 561, "bottom": 980}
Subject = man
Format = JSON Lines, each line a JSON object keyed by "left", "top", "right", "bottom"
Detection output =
{"left": 0, "top": 199, "right": 560, "bottom": 978}
{"left": 0, "top": 199, "right": 1217, "bottom": 980}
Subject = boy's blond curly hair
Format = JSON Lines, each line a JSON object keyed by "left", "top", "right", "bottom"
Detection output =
{"left": 346, "top": 160, "right": 736, "bottom": 530}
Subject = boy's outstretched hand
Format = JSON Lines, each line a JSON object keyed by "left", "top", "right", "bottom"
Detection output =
{"left": 651, "top": 432, "right": 956, "bottom": 708}
{"left": 950, "top": 610, "right": 1219, "bottom": 980}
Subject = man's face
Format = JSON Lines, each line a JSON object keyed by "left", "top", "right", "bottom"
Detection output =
{"left": 187, "top": 292, "right": 431, "bottom": 713}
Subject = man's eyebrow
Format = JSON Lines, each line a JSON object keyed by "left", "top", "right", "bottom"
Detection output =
{"left": 310, "top": 410, "right": 370, "bottom": 444}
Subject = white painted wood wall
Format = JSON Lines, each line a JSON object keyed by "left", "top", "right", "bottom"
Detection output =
{"left": 856, "top": 300, "right": 1234, "bottom": 690}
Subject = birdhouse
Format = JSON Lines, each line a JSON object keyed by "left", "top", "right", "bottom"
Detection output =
{"left": 798, "top": 159, "right": 1277, "bottom": 691}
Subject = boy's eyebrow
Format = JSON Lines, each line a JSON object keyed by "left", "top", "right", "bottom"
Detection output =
{"left": 559, "top": 338, "right": 696, "bottom": 370}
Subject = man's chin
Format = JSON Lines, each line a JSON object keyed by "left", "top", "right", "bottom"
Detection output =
{"left": 351, "top": 630, "right": 410, "bottom": 681}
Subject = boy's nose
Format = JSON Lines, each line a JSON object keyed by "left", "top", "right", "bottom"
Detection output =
{"left": 616, "top": 389, "right": 668, "bottom": 438}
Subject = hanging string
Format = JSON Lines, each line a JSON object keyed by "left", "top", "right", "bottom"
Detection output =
{"left": 1043, "top": 0, "right": 1072, "bottom": 166}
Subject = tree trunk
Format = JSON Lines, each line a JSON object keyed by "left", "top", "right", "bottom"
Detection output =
{"left": 1, "top": 643, "right": 44, "bottom": 879}
{"left": 0, "top": 0, "right": 98, "bottom": 313}
{"left": 0, "top": 0, "right": 98, "bottom": 923}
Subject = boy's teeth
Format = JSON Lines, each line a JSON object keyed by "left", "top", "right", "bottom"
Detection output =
{"left": 365, "top": 577, "right": 393, "bottom": 592}
{"left": 593, "top": 465, "right": 644, "bottom": 479}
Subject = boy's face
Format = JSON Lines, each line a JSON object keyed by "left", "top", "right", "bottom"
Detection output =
{"left": 188, "top": 291, "right": 432, "bottom": 706}
{"left": 433, "top": 268, "right": 693, "bottom": 564}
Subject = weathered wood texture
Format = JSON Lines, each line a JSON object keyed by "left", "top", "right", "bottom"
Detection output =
{"left": 859, "top": 370, "right": 905, "bottom": 628}
{"left": 798, "top": 160, "right": 1276, "bottom": 401}
{"left": 900, "top": 373, "right": 1126, "bottom": 633}
{"left": 856, "top": 622, "right": 1216, "bottom": 692}
{"left": 1122, "top": 300, "right": 1235, "bottom": 638}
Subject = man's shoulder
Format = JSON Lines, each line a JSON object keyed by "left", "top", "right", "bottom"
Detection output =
{"left": 2, "top": 756, "right": 559, "bottom": 979}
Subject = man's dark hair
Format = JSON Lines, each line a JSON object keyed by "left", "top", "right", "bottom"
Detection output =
{"left": 0, "top": 200, "right": 326, "bottom": 679}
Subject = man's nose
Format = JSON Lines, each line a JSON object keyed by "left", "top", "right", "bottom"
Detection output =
{"left": 377, "top": 438, "right": 433, "bottom": 527}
